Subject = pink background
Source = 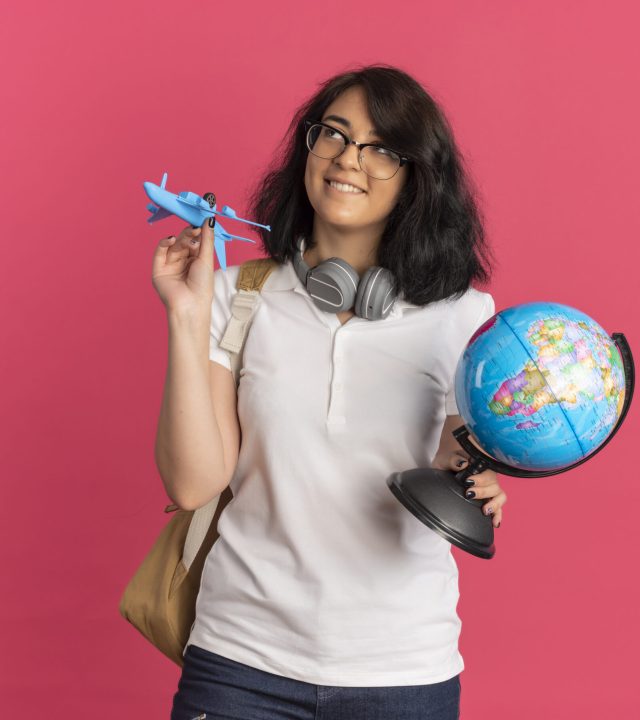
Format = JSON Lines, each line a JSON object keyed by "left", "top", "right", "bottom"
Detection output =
{"left": 2, "top": 0, "right": 639, "bottom": 717}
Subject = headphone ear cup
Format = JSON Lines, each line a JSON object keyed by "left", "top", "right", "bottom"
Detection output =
{"left": 355, "top": 266, "right": 397, "bottom": 320}
{"left": 307, "top": 257, "right": 359, "bottom": 313}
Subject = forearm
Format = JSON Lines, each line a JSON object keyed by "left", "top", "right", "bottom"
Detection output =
{"left": 154, "top": 310, "right": 227, "bottom": 509}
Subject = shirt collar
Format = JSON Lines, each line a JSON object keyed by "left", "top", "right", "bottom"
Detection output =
{"left": 263, "top": 259, "right": 421, "bottom": 318}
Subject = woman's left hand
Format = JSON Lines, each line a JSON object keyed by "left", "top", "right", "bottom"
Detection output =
{"left": 433, "top": 452, "right": 507, "bottom": 529}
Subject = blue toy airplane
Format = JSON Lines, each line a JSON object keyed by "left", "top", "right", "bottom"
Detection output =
{"left": 143, "top": 171, "right": 271, "bottom": 270}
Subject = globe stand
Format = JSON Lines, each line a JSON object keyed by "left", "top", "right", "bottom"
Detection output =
{"left": 387, "top": 455, "right": 497, "bottom": 558}
{"left": 387, "top": 332, "right": 635, "bottom": 560}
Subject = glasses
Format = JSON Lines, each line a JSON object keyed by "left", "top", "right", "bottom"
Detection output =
{"left": 304, "top": 120, "right": 410, "bottom": 180}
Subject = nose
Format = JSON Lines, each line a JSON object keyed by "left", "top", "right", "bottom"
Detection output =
{"left": 333, "top": 141, "right": 361, "bottom": 172}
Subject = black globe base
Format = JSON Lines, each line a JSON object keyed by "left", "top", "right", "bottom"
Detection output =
{"left": 387, "top": 467, "right": 495, "bottom": 559}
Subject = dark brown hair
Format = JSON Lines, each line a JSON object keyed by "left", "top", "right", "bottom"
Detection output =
{"left": 248, "top": 63, "right": 495, "bottom": 305}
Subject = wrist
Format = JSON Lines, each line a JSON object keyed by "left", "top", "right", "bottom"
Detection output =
{"left": 167, "top": 308, "right": 211, "bottom": 356}
{"left": 167, "top": 304, "right": 210, "bottom": 330}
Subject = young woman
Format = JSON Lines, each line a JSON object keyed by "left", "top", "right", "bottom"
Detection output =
{"left": 152, "top": 64, "right": 507, "bottom": 720}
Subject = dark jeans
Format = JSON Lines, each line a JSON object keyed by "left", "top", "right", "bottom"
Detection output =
{"left": 171, "top": 644, "right": 461, "bottom": 720}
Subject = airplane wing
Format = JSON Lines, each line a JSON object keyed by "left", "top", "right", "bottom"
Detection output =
{"left": 219, "top": 204, "right": 270, "bottom": 230}
{"left": 221, "top": 232, "right": 256, "bottom": 244}
{"left": 146, "top": 205, "right": 173, "bottom": 223}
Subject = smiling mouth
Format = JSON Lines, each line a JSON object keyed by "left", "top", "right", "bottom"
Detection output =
{"left": 325, "top": 179, "right": 366, "bottom": 194}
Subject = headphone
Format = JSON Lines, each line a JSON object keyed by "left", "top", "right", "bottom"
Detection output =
{"left": 292, "top": 236, "right": 397, "bottom": 321}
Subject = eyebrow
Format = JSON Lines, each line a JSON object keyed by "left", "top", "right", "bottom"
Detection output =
{"left": 322, "top": 114, "right": 380, "bottom": 137}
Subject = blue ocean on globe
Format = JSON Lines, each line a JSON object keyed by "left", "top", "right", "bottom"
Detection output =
{"left": 454, "top": 302, "right": 626, "bottom": 472}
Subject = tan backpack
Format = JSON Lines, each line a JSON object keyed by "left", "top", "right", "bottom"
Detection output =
{"left": 119, "top": 258, "right": 277, "bottom": 666}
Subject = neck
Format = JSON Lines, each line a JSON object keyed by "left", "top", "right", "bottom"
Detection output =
{"left": 303, "top": 216, "right": 383, "bottom": 276}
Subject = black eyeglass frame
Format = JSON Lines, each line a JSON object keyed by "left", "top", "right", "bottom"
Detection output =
{"left": 303, "top": 120, "right": 411, "bottom": 179}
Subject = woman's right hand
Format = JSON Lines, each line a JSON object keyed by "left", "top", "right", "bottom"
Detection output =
{"left": 151, "top": 218, "right": 216, "bottom": 318}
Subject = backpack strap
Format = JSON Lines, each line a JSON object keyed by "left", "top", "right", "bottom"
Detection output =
{"left": 219, "top": 258, "right": 278, "bottom": 387}
{"left": 179, "top": 259, "right": 277, "bottom": 571}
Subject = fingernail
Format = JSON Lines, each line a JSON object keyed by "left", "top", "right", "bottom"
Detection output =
{"left": 209, "top": 216, "right": 216, "bottom": 228}
{"left": 485, "top": 506, "right": 494, "bottom": 515}
{"left": 463, "top": 479, "right": 475, "bottom": 487}
{"left": 465, "top": 490, "right": 475, "bottom": 499}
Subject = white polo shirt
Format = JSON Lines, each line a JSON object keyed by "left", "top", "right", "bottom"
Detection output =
{"left": 187, "top": 258, "right": 495, "bottom": 686}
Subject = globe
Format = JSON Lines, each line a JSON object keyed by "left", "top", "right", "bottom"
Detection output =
{"left": 454, "top": 302, "right": 627, "bottom": 472}
{"left": 389, "top": 300, "right": 633, "bottom": 558}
